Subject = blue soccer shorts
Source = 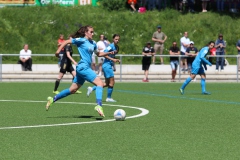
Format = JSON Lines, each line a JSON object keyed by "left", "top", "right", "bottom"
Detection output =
{"left": 191, "top": 66, "right": 205, "bottom": 75}
{"left": 73, "top": 63, "right": 97, "bottom": 85}
{"left": 102, "top": 63, "right": 114, "bottom": 79}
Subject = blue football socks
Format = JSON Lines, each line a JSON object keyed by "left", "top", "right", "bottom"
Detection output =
{"left": 107, "top": 87, "right": 113, "bottom": 98}
{"left": 54, "top": 88, "right": 71, "bottom": 102}
{"left": 201, "top": 78, "right": 206, "bottom": 93}
{"left": 95, "top": 86, "right": 103, "bottom": 106}
{"left": 92, "top": 86, "right": 97, "bottom": 91}
{"left": 181, "top": 77, "right": 192, "bottom": 90}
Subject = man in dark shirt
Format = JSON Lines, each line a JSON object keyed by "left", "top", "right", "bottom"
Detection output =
{"left": 169, "top": 41, "right": 180, "bottom": 82}
{"left": 142, "top": 42, "right": 155, "bottom": 82}
{"left": 185, "top": 41, "right": 198, "bottom": 74}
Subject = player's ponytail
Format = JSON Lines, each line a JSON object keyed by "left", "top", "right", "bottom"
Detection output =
{"left": 71, "top": 25, "right": 93, "bottom": 38}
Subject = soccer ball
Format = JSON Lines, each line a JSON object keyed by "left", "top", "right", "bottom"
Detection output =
{"left": 114, "top": 109, "right": 126, "bottom": 121}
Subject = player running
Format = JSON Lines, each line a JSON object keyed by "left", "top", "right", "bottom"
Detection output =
{"left": 46, "top": 25, "right": 115, "bottom": 117}
{"left": 87, "top": 34, "right": 121, "bottom": 102}
{"left": 179, "top": 41, "right": 215, "bottom": 95}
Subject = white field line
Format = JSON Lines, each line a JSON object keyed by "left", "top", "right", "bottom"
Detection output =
{"left": 0, "top": 100, "right": 149, "bottom": 130}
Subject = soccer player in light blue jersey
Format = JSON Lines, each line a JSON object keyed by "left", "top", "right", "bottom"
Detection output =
{"left": 87, "top": 34, "right": 121, "bottom": 102}
{"left": 45, "top": 25, "right": 115, "bottom": 117}
{"left": 179, "top": 41, "right": 215, "bottom": 95}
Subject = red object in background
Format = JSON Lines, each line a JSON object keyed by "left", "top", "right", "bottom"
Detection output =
{"left": 138, "top": 7, "right": 146, "bottom": 13}
{"left": 210, "top": 47, "right": 216, "bottom": 56}
{"left": 127, "top": 0, "right": 137, "bottom": 4}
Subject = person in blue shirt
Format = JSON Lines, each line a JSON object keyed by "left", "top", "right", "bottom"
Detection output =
{"left": 87, "top": 34, "right": 121, "bottom": 102}
{"left": 45, "top": 25, "right": 114, "bottom": 117}
{"left": 179, "top": 41, "right": 215, "bottom": 95}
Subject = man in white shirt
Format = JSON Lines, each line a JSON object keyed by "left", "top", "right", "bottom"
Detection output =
{"left": 96, "top": 34, "right": 110, "bottom": 76}
{"left": 180, "top": 32, "right": 190, "bottom": 72}
{"left": 19, "top": 44, "right": 32, "bottom": 71}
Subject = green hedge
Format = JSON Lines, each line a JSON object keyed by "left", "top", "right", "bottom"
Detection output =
{"left": 0, "top": 5, "right": 240, "bottom": 64}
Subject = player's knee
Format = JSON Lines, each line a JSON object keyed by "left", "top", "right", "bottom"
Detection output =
{"left": 109, "top": 82, "right": 115, "bottom": 87}
{"left": 109, "top": 80, "right": 115, "bottom": 86}
{"left": 96, "top": 81, "right": 104, "bottom": 87}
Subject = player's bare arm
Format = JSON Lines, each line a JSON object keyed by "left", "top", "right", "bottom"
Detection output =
{"left": 56, "top": 40, "right": 72, "bottom": 57}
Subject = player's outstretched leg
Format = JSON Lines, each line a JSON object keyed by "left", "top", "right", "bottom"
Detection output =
{"left": 75, "top": 90, "right": 82, "bottom": 94}
{"left": 46, "top": 88, "right": 72, "bottom": 111}
{"left": 179, "top": 77, "right": 192, "bottom": 95}
{"left": 46, "top": 97, "right": 53, "bottom": 111}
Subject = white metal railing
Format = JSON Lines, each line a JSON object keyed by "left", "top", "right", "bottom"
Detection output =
{"left": 114, "top": 54, "right": 240, "bottom": 82}
{"left": 0, "top": 54, "right": 239, "bottom": 82}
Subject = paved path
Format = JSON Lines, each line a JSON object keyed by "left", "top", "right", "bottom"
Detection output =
{"left": 1, "top": 64, "right": 240, "bottom": 82}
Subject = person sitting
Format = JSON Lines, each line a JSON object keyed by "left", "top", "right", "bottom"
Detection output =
{"left": 18, "top": 44, "right": 32, "bottom": 71}
{"left": 128, "top": 0, "right": 137, "bottom": 12}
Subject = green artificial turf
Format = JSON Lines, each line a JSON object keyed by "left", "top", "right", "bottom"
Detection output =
{"left": 0, "top": 82, "right": 240, "bottom": 160}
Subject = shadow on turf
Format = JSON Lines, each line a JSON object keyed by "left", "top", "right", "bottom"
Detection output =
{"left": 47, "top": 115, "right": 103, "bottom": 120}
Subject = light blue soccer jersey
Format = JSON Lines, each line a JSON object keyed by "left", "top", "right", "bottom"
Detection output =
{"left": 103, "top": 43, "right": 118, "bottom": 66}
{"left": 71, "top": 38, "right": 97, "bottom": 67}
{"left": 192, "top": 46, "right": 211, "bottom": 68}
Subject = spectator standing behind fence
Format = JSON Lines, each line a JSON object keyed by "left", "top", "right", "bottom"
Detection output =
{"left": 152, "top": 25, "right": 167, "bottom": 65}
{"left": 185, "top": 41, "right": 198, "bottom": 74}
{"left": 128, "top": 0, "right": 137, "bottom": 12}
{"left": 236, "top": 39, "right": 240, "bottom": 72}
{"left": 142, "top": 42, "right": 155, "bottom": 82}
{"left": 173, "top": 0, "right": 182, "bottom": 12}
{"left": 148, "top": 0, "right": 156, "bottom": 10}
{"left": 180, "top": 32, "right": 190, "bottom": 73}
{"left": 201, "top": 0, "right": 209, "bottom": 12}
{"left": 217, "top": 0, "right": 224, "bottom": 12}
{"left": 215, "top": 34, "right": 226, "bottom": 72}
{"left": 187, "top": 0, "right": 195, "bottom": 13}
{"left": 19, "top": 44, "right": 32, "bottom": 71}
{"left": 169, "top": 41, "right": 180, "bottom": 82}
{"left": 156, "top": 0, "right": 166, "bottom": 11}
{"left": 57, "top": 34, "right": 65, "bottom": 67}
